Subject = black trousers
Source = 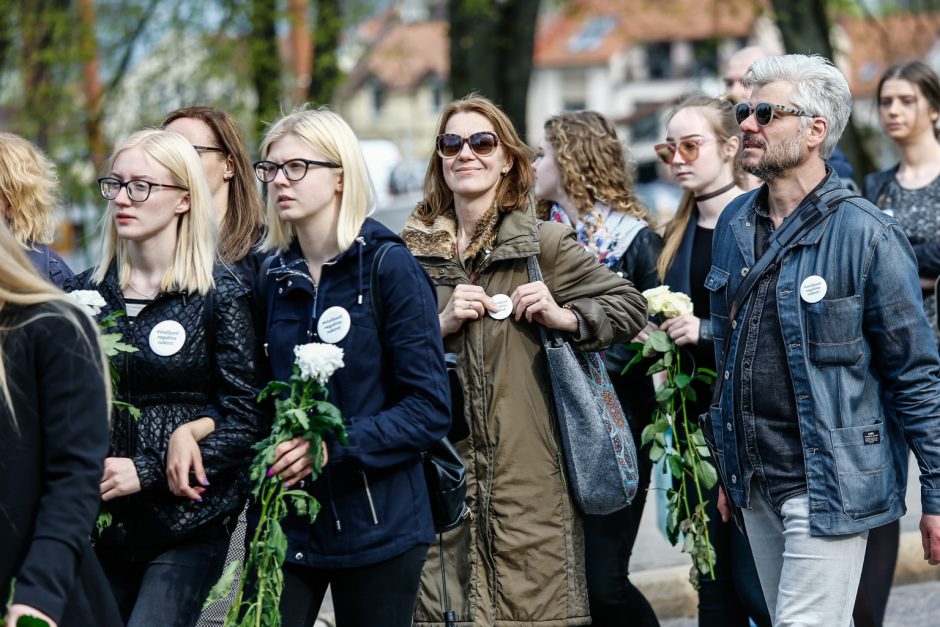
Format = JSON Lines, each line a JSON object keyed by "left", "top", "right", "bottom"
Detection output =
{"left": 280, "top": 544, "right": 428, "bottom": 627}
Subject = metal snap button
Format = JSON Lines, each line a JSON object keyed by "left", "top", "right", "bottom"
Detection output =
{"left": 731, "top": 474, "right": 737, "bottom": 484}
{"left": 295, "top": 552, "right": 303, "bottom": 560}
{"left": 741, "top": 267, "right": 749, "bottom": 276}
{"left": 726, "top": 422, "right": 733, "bottom": 432}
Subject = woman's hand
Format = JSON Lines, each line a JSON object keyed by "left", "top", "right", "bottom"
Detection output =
{"left": 7, "top": 604, "right": 58, "bottom": 627}
{"left": 660, "top": 313, "right": 701, "bottom": 346}
{"left": 633, "top": 320, "right": 660, "bottom": 343}
{"left": 439, "top": 284, "right": 497, "bottom": 337}
{"left": 267, "top": 437, "right": 329, "bottom": 487}
{"left": 167, "top": 419, "right": 215, "bottom": 501}
{"left": 100, "top": 457, "right": 141, "bottom": 501}
{"left": 510, "top": 281, "right": 578, "bottom": 332}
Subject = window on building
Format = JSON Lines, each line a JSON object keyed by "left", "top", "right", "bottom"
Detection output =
{"left": 692, "top": 39, "right": 720, "bottom": 77}
{"left": 568, "top": 16, "right": 617, "bottom": 53}
{"left": 647, "top": 42, "right": 673, "bottom": 80}
{"left": 372, "top": 79, "right": 386, "bottom": 117}
{"left": 629, "top": 105, "right": 661, "bottom": 142}
{"left": 428, "top": 75, "right": 444, "bottom": 112}
{"left": 561, "top": 69, "right": 587, "bottom": 111}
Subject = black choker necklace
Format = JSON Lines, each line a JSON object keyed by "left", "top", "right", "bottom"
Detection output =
{"left": 695, "top": 181, "right": 737, "bottom": 202}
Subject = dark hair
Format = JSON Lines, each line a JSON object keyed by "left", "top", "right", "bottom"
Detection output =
{"left": 414, "top": 94, "right": 533, "bottom": 225}
{"left": 877, "top": 61, "right": 940, "bottom": 115}
{"left": 162, "top": 106, "right": 264, "bottom": 264}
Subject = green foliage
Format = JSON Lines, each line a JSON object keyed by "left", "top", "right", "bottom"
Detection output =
{"left": 95, "top": 510, "right": 112, "bottom": 535}
{"left": 206, "top": 362, "right": 346, "bottom": 626}
{"left": 623, "top": 324, "right": 718, "bottom": 583}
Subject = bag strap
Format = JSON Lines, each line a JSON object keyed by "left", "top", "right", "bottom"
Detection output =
{"left": 712, "top": 186, "right": 859, "bottom": 404}
{"left": 256, "top": 254, "right": 276, "bottom": 355}
{"left": 369, "top": 241, "right": 403, "bottom": 328}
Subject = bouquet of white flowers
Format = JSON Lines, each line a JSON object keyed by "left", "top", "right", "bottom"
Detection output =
{"left": 625, "top": 286, "right": 718, "bottom": 586}
{"left": 205, "top": 343, "right": 347, "bottom": 627}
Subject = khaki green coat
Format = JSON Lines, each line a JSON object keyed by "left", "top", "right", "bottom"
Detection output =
{"left": 402, "top": 206, "right": 647, "bottom": 627}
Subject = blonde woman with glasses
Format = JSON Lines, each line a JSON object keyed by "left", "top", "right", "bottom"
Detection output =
{"left": 66, "top": 129, "right": 264, "bottom": 627}
{"left": 0, "top": 218, "right": 122, "bottom": 627}
{"left": 0, "top": 132, "right": 74, "bottom": 287}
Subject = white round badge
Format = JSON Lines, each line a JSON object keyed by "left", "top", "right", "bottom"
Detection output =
{"left": 318, "top": 306, "right": 351, "bottom": 344}
{"left": 800, "top": 275, "right": 828, "bottom": 304}
{"left": 488, "top": 293, "right": 513, "bottom": 320}
{"left": 149, "top": 320, "right": 187, "bottom": 356}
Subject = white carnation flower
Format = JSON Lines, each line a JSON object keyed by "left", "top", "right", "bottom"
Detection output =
{"left": 642, "top": 285, "right": 693, "bottom": 319}
{"left": 294, "top": 343, "right": 345, "bottom": 384}
{"left": 68, "top": 290, "right": 107, "bottom": 316}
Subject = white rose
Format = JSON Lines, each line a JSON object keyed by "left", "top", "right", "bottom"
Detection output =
{"left": 294, "top": 343, "right": 345, "bottom": 384}
{"left": 642, "top": 286, "right": 693, "bottom": 319}
{"left": 68, "top": 290, "right": 107, "bottom": 316}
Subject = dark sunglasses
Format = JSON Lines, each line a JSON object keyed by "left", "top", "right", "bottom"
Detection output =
{"left": 734, "top": 102, "right": 814, "bottom": 126}
{"left": 654, "top": 138, "right": 718, "bottom": 165}
{"left": 435, "top": 132, "right": 499, "bottom": 158}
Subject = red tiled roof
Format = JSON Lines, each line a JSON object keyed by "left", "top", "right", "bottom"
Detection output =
{"left": 344, "top": 20, "right": 449, "bottom": 93}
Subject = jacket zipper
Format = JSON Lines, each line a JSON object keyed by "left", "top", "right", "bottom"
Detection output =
{"left": 360, "top": 471, "right": 379, "bottom": 525}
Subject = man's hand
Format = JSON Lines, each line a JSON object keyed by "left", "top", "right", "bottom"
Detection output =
{"left": 717, "top": 486, "right": 731, "bottom": 523}
{"left": 920, "top": 513, "right": 940, "bottom": 565}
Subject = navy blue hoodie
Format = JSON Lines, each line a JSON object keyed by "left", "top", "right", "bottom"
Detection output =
{"left": 258, "top": 218, "right": 451, "bottom": 568}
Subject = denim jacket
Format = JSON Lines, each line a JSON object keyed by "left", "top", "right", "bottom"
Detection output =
{"left": 706, "top": 170, "right": 940, "bottom": 536}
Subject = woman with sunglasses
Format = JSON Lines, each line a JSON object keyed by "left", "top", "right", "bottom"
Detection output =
{"left": 0, "top": 133, "right": 75, "bottom": 287}
{"left": 533, "top": 110, "right": 662, "bottom": 627}
{"left": 66, "top": 129, "right": 264, "bottom": 627}
{"left": 251, "top": 108, "right": 450, "bottom": 626}
{"left": 656, "top": 95, "right": 770, "bottom": 627}
{"left": 850, "top": 60, "right": 940, "bottom": 627}
{"left": 402, "top": 95, "right": 647, "bottom": 627}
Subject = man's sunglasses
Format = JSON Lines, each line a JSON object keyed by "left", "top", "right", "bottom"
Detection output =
{"left": 435, "top": 132, "right": 499, "bottom": 158}
{"left": 734, "top": 102, "right": 814, "bottom": 126}
{"left": 654, "top": 138, "right": 718, "bottom": 165}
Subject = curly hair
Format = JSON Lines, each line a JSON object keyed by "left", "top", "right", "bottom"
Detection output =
{"left": 414, "top": 94, "right": 533, "bottom": 224}
{"left": 537, "top": 111, "right": 649, "bottom": 231}
{"left": 0, "top": 133, "right": 61, "bottom": 247}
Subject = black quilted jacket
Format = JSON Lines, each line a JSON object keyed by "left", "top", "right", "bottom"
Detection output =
{"left": 67, "top": 263, "right": 265, "bottom": 556}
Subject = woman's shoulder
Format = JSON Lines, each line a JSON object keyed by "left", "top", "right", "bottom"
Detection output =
{"left": 1, "top": 300, "right": 97, "bottom": 344}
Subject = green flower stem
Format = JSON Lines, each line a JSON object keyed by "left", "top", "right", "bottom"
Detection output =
{"left": 675, "top": 350, "right": 716, "bottom": 579}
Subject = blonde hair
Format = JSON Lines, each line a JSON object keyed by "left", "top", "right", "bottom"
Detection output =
{"left": 538, "top": 110, "right": 650, "bottom": 228}
{"left": 414, "top": 94, "right": 533, "bottom": 224}
{"left": 92, "top": 130, "right": 217, "bottom": 294}
{"left": 260, "top": 107, "right": 374, "bottom": 253}
{"left": 0, "top": 132, "right": 61, "bottom": 247}
{"left": 657, "top": 96, "right": 744, "bottom": 280}
{"left": 0, "top": 220, "right": 110, "bottom": 427}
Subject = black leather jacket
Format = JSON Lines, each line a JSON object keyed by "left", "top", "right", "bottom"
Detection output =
{"left": 67, "top": 263, "right": 265, "bottom": 555}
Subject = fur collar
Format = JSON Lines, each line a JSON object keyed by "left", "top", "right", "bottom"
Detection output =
{"left": 402, "top": 205, "right": 502, "bottom": 261}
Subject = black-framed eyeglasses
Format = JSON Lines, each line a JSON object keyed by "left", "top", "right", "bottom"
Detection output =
{"left": 734, "top": 102, "right": 815, "bottom": 126}
{"left": 97, "top": 177, "right": 188, "bottom": 202}
{"left": 435, "top": 132, "right": 499, "bottom": 158}
{"left": 253, "top": 158, "right": 341, "bottom": 183}
{"left": 192, "top": 145, "right": 226, "bottom": 154}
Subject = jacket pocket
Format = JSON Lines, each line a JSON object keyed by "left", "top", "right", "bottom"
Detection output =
{"left": 704, "top": 267, "right": 730, "bottom": 357}
{"left": 830, "top": 422, "right": 892, "bottom": 519}
{"left": 805, "top": 295, "right": 863, "bottom": 367}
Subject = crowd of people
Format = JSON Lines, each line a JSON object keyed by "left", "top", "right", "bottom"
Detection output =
{"left": 3, "top": 50, "right": 940, "bottom": 627}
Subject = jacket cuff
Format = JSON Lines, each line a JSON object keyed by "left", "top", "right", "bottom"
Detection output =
{"left": 699, "top": 319, "right": 714, "bottom": 344}
{"left": 922, "top": 487, "right": 940, "bottom": 515}
{"left": 14, "top": 538, "right": 79, "bottom": 624}
{"left": 133, "top": 454, "right": 163, "bottom": 490}
{"left": 566, "top": 305, "right": 590, "bottom": 342}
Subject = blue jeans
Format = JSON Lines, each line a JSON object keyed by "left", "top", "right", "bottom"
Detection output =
{"left": 98, "top": 535, "right": 229, "bottom": 627}
{"left": 742, "top": 481, "right": 868, "bottom": 626}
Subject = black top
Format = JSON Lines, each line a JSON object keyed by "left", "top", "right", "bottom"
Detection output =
{"left": 735, "top": 212, "right": 805, "bottom": 508}
{"left": 0, "top": 302, "right": 119, "bottom": 625}
{"left": 687, "top": 224, "right": 715, "bottom": 373}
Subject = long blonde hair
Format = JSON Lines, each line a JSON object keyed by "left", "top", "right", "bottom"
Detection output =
{"left": 657, "top": 96, "right": 744, "bottom": 280}
{"left": 0, "top": 132, "right": 60, "bottom": 247}
{"left": 91, "top": 130, "right": 217, "bottom": 294}
{"left": 0, "top": 220, "right": 110, "bottom": 427}
{"left": 537, "top": 110, "right": 650, "bottom": 227}
{"left": 260, "top": 107, "right": 374, "bottom": 253}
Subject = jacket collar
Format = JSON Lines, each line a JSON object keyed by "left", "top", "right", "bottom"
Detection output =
{"left": 402, "top": 203, "right": 541, "bottom": 267}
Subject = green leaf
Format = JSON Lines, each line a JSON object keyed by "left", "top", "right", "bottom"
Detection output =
{"left": 655, "top": 385, "right": 676, "bottom": 403}
{"left": 684, "top": 386, "right": 698, "bottom": 402}
{"left": 667, "top": 454, "right": 684, "bottom": 478}
{"left": 698, "top": 460, "right": 719, "bottom": 489}
{"left": 675, "top": 373, "right": 692, "bottom": 389}
{"left": 649, "top": 442, "right": 665, "bottom": 462}
{"left": 95, "top": 510, "right": 112, "bottom": 535}
{"left": 16, "top": 617, "right": 50, "bottom": 627}
{"left": 641, "top": 423, "right": 656, "bottom": 447}
{"left": 645, "top": 358, "right": 665, "bottom": 376}
{"left": 663, "top": 349, "right": 673, "bottom": 367}
{"left": 696, "top": 367, "right": 718, "bottom": 377}
{"left": 622, "top": 348, "right": 644, "bottom": 374}
{"left": 269, "top": 519, "right": 288, "bottom": 564}
{"left": 690, "top": 429, "right": 706, "bottom": 447}
{"left": 202, "top": 559, "right": 242, "bottom": 609}
{"left": 648, "top": 330, "right": 673, "bottom": 353}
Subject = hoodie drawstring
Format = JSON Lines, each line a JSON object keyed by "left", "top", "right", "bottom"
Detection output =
{"left": 356, "top": 236, "right": 365, "bottom": 305}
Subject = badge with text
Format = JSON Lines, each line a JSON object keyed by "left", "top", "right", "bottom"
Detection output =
{"left": 488, "top": 293, "right": 513, "bottom": 320}
{"left": 799, "top": 275, "right": 828, "bottom": 303}
{"left": 149, "top": 320, "right": 187, "bottom": 356}
{"left": 318, "top": 306, "right": 351, "bottom": 343}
